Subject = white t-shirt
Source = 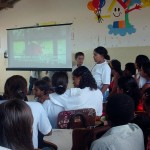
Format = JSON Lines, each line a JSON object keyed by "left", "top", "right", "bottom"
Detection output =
{"left": 43, "top": 100, "right": 65, "bottom": 129}
{"left": 43, "top": 87, "right": 102, "bottom": 129}
{"left": 0, "top": 100, "right": 52, "bottom": 149}
{"left": 27, "top": 102, "right": 52, "bottom": 148}
{"left": 91, "top": 61, "right": 111, "bottom": 89}
{"left": 90, "top": 123, "right": 144, "bottom": 150}
{"left": 49, "top": 87, "right": 103, "bottom": 116}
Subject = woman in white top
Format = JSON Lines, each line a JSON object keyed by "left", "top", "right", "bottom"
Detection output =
{"left": 91, "top": 46, "right": 111, "bottom": 102}
{"left": 43, "top": 67, "right": 103, "bottom": 128}
{"left": 2, "top": 75, "right": 52, "bottom": 149}
{"left": 135, "top": 55, "right": 149, "bottom": 89}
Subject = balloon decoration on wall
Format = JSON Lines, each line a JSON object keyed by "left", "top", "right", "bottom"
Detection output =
{"left": 87, "top": 0, "right": 106, "bottom": 23}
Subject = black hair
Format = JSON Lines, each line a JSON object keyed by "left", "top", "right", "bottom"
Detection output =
{"left": 118, "top": 76, "right": 141, "bottom": 109}
{"left": 52, "top": 72, "right": 68, "bottom": 95}
{"left": 42, "top": 76, "right": 51, "bottom": 83}
{"left": 0, "top": 100, "right": 34, "bottom": 150}
{"left": 106, "top": 94, "right": 134, "bottom": 126}
{"left": 34, "top": 80, "right": 50, "bottom": 95}
{"left": 125, "top": 62, "right": 136, "bottom": 76}
{"left": 3, "top": 75, "right": 27, "bottom": 101}
{"left": 94, "top": 46, "right": 110, "bottom": 60}
{"left": 75, "top": 52, "right": 84, "bottom": 60}
{"left": 110, "top": 59, "right": 122, "bottom": 76}
{"left": 72, "top": 66, "right": 97, "bottom": 90}
{"left": 142, "top": 62, "right": 150, "bottom": 78}
{"left": 135, "top": 55, "right": 149, "bottom": 69}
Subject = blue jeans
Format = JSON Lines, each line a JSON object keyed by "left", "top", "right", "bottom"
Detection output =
{"left": 103, "top": 91, "right": 109, "bottom": 103}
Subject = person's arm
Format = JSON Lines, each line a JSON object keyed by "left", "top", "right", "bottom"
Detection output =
{"left": 101, "top": 64, "right": 111, "bottom": 94}
{"left": 101, "top": 84, "right": 109, "bottom": 94}
{"left": 46, "top": 130, "right": 52, "bottom": 136}
{"left": 38, "top": 103, "right": 52, "bottom": 135}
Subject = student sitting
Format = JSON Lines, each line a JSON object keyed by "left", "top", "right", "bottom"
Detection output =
{"left": 34, "top": 80, "right": 50, "bottom": 103}
{"left": 43, "top": 67, "right": 103, "bottom": 128}
{"left": 131, "top": 88, "right": 150, "bottom": 148}
{"left": 109, "top": 59, "right": 122, "bottom": 96}
{"left": 0, "top": 100, "right": 34, "bottom": 150}
{"left": 2, "top": 75, "right": 52, "bottom": 149}
{"left": 141, "top": 62, "right": 150, "bottom": 94}
{"left": 117, "top": 76, "right": 141, "bottom": 111}
{"left": 42, "top": 72, "right": 67, "bottom": 128}
{"left": 90, "top": 94, "right": 145, "bottom": 150}
{"left": 123, "top": 62, "right": 136, "bottom": 77}
{"left": 135, "top": 55, "right": 149, "bottom": 89}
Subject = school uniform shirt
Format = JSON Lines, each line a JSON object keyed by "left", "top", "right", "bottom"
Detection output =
{"left": 49, "top": 87, "right": 103, "bottom": 116}
{"left": 27, "top": 102, "right": 52, "bottom": 148}
{"left": 91, "top": 61, "right": 111, "bottom": 89}
{"left": 0, "top": 100, "right": 52, "bottom": 149}
{"left": 43, "top": 100, "right": 65, "bottom": 129}
{"left": 90, "top": 123, "right": 144, "bottom": 150}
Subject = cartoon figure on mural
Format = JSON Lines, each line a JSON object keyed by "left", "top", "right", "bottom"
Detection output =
{"left": 108, "top": 0, "right": 142, "bottom": 36}
{"left": 87, "top": 0, "right": 150, "bottom": 36}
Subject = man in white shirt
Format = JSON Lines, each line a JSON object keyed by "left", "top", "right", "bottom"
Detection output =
{"left": 90, "top": 94, "right": 145, "bottom": 150}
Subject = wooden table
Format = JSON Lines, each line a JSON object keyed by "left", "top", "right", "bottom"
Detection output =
{"left": 44, "top": 129, "right": 73, "bottom": 150}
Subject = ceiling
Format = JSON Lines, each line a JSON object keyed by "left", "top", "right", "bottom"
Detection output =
{"left": 0, "top": 0, "right": 20, "bottom": 11}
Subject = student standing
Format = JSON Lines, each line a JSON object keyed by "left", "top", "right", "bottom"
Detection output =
{"left": 72, "top": 52, "right": 85, "bottom": 71}
{"left": 91, "top": 46, "right": 111, "bottom": 102}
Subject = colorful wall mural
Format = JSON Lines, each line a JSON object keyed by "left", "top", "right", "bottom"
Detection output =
{"left": 87, "top": 0, "right": 150, "bottom": 36}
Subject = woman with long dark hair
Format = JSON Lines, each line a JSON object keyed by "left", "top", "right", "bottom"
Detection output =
{"left": 43, "top": 67, "right": 103, "bottom": 128}
{"left": 0, "top": 100, "right": 34, "bottom": 150}
{"left": 2, "top": 75, "right": 52, "bottom": 149}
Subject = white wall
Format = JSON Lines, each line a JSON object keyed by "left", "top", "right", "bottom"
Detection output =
{"left": 0, "top": 0, "right": 150, "bottom": 92}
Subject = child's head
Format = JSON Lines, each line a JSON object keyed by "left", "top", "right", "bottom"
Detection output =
{"left": 52, "top": 72, "right": 68, "bottom": 95}
{"left": 42, "top": 76, "right": 51, "bottom": 85}
{"left": 75, "top": 52, "right": 84, "bottom": 66}
{"left": 117, "top": 76, "right": 141, "bottom": 109}
{"left": 135, "top": 55, "right": 149, "bottom": 70}
{"left": 0, "top": 100, "right": 34, "bottom": 150}
{"left": 34, "top": 80, "right": 50, "bottom": 98}
{"left": 141, "top": 62, "right": 150, "bottom": 79}
{"left": 3, "top": 75, "right": 27, "bottom": 101}
{"left": 123, "top": 63, "right": 136, "bottom": 77}
{"left": 110, "top": 59, "right": 122, "bottom": 76}
{"left": 93, "top": 46, "right": 110, "bottom": 63}
{"left": 72, "top": 66, "right": 97, "bottom": 90}
{"left": 106, "top": 94, "right": 134, "bottom": 126}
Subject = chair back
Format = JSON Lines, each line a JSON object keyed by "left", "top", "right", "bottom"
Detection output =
{"left": 72, "top": 125, "right": 110, "bottom": 150}
{"left": 57, "top": 108, "right": 96, "bottom": 129}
